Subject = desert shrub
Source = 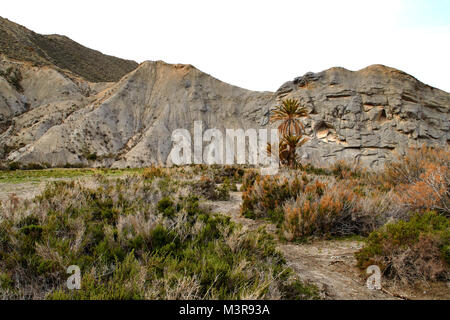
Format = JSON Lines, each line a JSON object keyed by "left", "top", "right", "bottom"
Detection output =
{"left": 211, "top": 165, "right": 245, "bottom": 184}
{"left": 396, "top": 162, "right": 449, "bottom": 215}
{"left": 0, "top": 272, "right": 13, "bottom": 290}
{"left": 23, "top": 163, "right": 46, "bottom": 170}
{"left": 7, "top": 162, "right": 20, "bottom": 171}
{"left": 193, "top": 176, "right": 217, "bottom": 200}
{"left": 156, "top": 197, "right": 175, "bottom": 217}
{"left": 215, "top": 183, "right": 231, "bottom": 201}
{"left": 330, "top": 160, "right": 362, "bottom": 179}
{"left": 356, "top": 211, "right": 449, "bottom": 283}
{"left": 142, "top": 166, "right": 166, "bottom": 179}
{"left": 240, "top": 170, "right": 260, "bottom": 192}
{"left": 242, "top": 172, "right": 396, "bottom": 240}
{"left": 282, "top": 180, "right": 375, "bottom": 239}
{"left": 193, "top": 176, "right": 229, "bottom": 200}
{"left": 241, "top": 174, "right": 305, "bottom": 220}
{"left": 371, "top": 145, "right": 449, "bottom": 188}
{"left": 365, "top": 146, "right": 450, "bottom": 216}
{"left": 303, "top": 164, "right": 331, "bottom": 176}
{"left": 86, "top": 153, "right": 97, "bottom": 161}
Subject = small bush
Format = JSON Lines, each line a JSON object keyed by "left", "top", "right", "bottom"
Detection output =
{"left": 330, "top": 160, "right": 362, "bottom": 179}
{"left": 396, "top": 162, "right": 449, "bottom": 215}
{"left": 241, "top": 175, "right": 305, "bottom": 220}
{"left": 283, "top": 180, "right": 373, "bottom": 239}
{"left": 142, "top": 166, "right": 166, "bottom": 179}
{"left": 240, "top": 170, "right": 260, "bottom": 192}
{"left": 23, "top": 163, "right": 46, "bottom": 170}
{"left": 194, "top": 176, "right": 229, "bottom": 200}
{"left": 156, "top": 197, "right": 175, "bottom": 217}
{"left": 370, "top": 145, "right": 449, "bottom": 189}
{"left": 86, "top": 153, "right": 97, "bottom": 161}
{"left": 7, "top": 162, "right": 20, "bottom": 171}
{"left": 356, "top": 211, "right": 449, "bottom": 283}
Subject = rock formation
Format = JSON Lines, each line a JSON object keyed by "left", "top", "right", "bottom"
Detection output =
{"left": 0, "top": 18, "right": 448, "bottom": 169}
{"left": 277, "top": 65, "right": 449, "bottom": 167}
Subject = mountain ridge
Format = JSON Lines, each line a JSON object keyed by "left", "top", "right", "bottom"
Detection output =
{"left": 0, "top": 16, "right": 138, "bottom": 82}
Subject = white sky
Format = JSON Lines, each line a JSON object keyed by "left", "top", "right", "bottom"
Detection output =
{"left": 2, "top": 0, "right": 450, "bottom": 92}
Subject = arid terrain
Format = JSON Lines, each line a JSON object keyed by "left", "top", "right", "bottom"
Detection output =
{"left": 1, "top": 17, "right": 448, "bottom": 170}
{"left": 0, "top": 17, "right": 449, "bottom": 300}
{"left": 0, "top": 156, "right": 448, "bottom": 299}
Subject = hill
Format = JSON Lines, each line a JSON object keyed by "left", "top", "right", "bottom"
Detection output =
{"left": 0, "top": 16, "right": 138, "bottom": 82}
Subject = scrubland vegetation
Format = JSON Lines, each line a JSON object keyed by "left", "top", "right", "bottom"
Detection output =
{"left": 241, "top": 146, "right": 449, "bottom": 285}
{"left": 0, "top": 146, "right": 448, "bottom": 299}
{"left": 0, "top": 166, "right": 317, "bottom": 299}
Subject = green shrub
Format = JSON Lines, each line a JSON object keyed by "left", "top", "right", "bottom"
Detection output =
{"left": 0, "top": 272, "right": 13, "bottom": 290}
{"left": 356, "top": 211, "right": 449, "bottom": 283}
{"left": 157, "top": 197, "right": 175, "bottom": 217}
{"left": 7, "top": 162, "right": 20, "bottom": 171}
{"left": 86, "top": 153, "right": 97, "bottom": 161}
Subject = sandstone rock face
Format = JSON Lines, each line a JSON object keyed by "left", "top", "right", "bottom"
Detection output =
{"left": 2, "top": 57, "right": 448, "bottom": 169}
{"left": 276, "top": 65, "right": 449, "bottom": 168}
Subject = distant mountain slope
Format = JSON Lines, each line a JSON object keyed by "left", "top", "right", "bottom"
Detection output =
{"left": 0, "top": 16, "right": 138, "bottom": 82}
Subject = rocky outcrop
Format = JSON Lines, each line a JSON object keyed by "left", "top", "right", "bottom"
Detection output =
{"left": 276, "top": 65, "right": 449, "bottom": 168}
{"left": 2, "top": 58, "right": 448, "bottom": 169}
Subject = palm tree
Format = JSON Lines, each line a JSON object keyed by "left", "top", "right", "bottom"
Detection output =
{"left": 270, "top": 98, "right": 308, "bottom": 136}
{"left": 267, "top": 98, "right": 308, "bottom": 168}
{"left": 279, "top": 134, "right": 308, "bottom": 167}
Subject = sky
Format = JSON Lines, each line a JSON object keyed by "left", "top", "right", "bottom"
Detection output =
{"left": 2, "top": 0, "right": 450, "bottom": 92}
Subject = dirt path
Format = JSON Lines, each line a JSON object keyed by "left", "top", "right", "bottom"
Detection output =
{"left": 208, "top": 190, "right": 397, "bottom": 300}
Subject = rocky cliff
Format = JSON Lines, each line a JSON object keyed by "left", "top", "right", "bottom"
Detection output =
{"left": 0, "top": 19, "right": 448, "bottom": 169}
{"left": 276, "top": 65, "right": 449, "bottom": 167}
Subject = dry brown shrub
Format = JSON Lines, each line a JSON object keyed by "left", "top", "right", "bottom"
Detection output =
{"left": 377, "top": 145, "right": 449, "bottom": 187}
{"left": 376, "top": 234, "right": 448, "bottom": 284}
{"left": 397, "top": 162, "right": 449, "bottom": 214}
{"left": 282, "top": 180, "right": 376, "bottom": 239}
{"left": 142, "top": 166, "right": 166, "bottom": 179}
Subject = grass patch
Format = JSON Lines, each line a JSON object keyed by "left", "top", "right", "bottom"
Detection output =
{"left": 0, "top": 168, "right": 145, "bottom": 184}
